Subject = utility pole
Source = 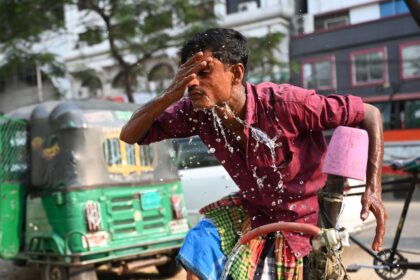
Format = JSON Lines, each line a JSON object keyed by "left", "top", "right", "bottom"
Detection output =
{"left": 36, "top": 65, "right": 43, "bottom": 103}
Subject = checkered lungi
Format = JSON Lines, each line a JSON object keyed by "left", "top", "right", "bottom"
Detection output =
{"left": 177, "top": 194, "right": 303, "bottom": 280}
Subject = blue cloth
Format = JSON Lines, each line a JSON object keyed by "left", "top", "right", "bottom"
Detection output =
{"left": 177, "top": 218, "right": 227, "bottom": 280}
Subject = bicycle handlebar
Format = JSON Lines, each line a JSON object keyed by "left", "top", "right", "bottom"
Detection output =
{"left": 239, "top": 222, "right": 321, "bottom": 245}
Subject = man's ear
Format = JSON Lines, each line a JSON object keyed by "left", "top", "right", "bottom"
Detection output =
{"left": 231, "top": 63, "right": 245, "bottom": 85}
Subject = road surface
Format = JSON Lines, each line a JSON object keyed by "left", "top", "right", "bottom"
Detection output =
{"left": 1, "top": 201, "right": 419, "bottom": 279}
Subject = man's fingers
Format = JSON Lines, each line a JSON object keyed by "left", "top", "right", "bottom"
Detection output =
{"left": 183, "top": 52, "right": 204, "bottom": 67}
{"left": 360, "top": 200, "right": 370, "bottom": 221}
{"left": 173, "top": 74, "right": 196, "bottom": 92}
{"left": 371, "top": 201, "right": 387, "bottom": 251}
{"left": 179, "top": 59, "right": 213, "bottom": 83}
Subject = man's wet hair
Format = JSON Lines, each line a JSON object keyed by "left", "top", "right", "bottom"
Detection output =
{"left": 180, "top": 28, "right": 249, "bottom": 80}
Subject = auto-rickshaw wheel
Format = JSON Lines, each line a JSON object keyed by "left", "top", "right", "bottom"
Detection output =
{"left": 40, "top": 264, "right": 98, "bottom": 280}
{"left": 155, "top": 257, "right": 182, "bottom": 277}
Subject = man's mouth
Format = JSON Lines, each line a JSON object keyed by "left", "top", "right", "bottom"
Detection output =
{"left": 188, "top": 90, "right": 206, "bottom": 100}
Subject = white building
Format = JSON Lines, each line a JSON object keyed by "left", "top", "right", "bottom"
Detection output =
{"left": 1, "top": 0, "right": 296, "bottom": 112}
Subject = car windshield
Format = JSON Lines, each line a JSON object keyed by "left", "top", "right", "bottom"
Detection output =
{"left": 173, "top": 137, "right": 220, "bottom": 169}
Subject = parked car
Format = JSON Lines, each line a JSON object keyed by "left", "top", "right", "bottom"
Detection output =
{"left": 173, "top": 136, "right": 374, "bottom": 232}
{"left": 172, "top": 137, "right": 238, "bottom": 226}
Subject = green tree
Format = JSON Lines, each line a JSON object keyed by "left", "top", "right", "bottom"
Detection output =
{"left": 247, "top": 32, "right": 288, "bottom": 84}
{"left": 73, "top": 0, "right": 217, "bottom": 102}
{"left": 0, "top": 0, "right": 67, "bottom": 93}
{"left": 0, "top": 0, "right": 217, "bottom": 102}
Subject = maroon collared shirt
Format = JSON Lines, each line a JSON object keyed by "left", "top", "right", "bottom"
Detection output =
{"left": 139, "top": 82, "right": 365, "bottom": 257}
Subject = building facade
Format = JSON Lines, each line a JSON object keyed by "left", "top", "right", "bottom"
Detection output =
{"left": 1, "top": 0, "right": 297, "bottom": 112}
{"left": 64, "top": 0, "right": 296, "bottom": 103}
{"left": 290, "top": 0, "right": 420, "bottom": 170}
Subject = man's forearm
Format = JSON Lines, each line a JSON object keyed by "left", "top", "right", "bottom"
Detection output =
{"left": 119, "top": 93, "right": 177, "bottom": 144}
{"left": 359, "top": 103, "right": 384, "bottom": 193}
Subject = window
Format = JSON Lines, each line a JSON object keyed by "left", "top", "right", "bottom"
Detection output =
{"left": 314, "top": 11, "right": 349, "bottom": 31}
{"left": 400, "top": 41, "right": 420, "bottom": 80}
{"left": 173, "top": 137, "right": 220, "bottom": 169}
{"left": 404, "top": 100, "right": 420, "bottom": 128}
{"left": 371, "top": 100, "right": 420, "bottom": 130}
{"left": 350, "top": 47, "right": 388, "bottom": 87}
{"left": 371, "top": 102, "right": 392, "bottom": 129}
{"left": 102, "top": 135, "right": 155, "bottom": 175}
{"left": 226, "top": 0, "right": 260, "bottom": 15}
{"left": 80, "top": 75, "right": 103, "bottom": 99}
{"left": 302, "top": 56, "right": 336, "bottom": 90}
{"left": 380, "top": 0, "right": 410, "bottom": 18}
{"left": 103, "top": 138, "right": 122, "bottom": 165}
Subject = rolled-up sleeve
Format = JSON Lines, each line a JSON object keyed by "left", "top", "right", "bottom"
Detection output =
{"left": 138, "top": 99, "right": 198, "bottom": 145}
{"left": 281, "top": 86, "right": 364, "bottom": 132}
{"left": 301, "top": 90, "right": 364, "bottom": 131}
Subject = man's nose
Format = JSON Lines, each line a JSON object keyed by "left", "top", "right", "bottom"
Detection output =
{"left": 186, "top": 75, "right": 199, "bottom": 88}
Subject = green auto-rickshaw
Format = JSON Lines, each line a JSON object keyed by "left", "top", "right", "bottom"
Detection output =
{"left": 0, "top": 100, "right": 189, "bottom": 279}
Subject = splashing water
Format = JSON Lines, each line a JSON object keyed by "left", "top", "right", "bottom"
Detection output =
{"left": 252, "top": 167, "right": 267, "bottom": 189}
{"left": 222, "top": 104, "right": 283, "bottom": 171}
{"left": 210, "top": 107, "right": 235, "bottom": 154}
{"left": 211, "top": 104, "right": 285, "bottom": 192}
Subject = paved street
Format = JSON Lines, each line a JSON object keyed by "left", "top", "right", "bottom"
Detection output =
{"left": 342, "top": 200, "right": 420, "bottom": 280}
{"left": 1, "top": 200, "right": 419, "bottom": 280}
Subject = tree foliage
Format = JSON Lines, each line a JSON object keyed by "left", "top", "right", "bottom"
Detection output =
{"left": 247, "top": 32, "right": 287, "bottom": 84}
{"left": 0, "top": 0, "right": 67, "bottom": 87}
{"left": 1, "top": 0, "right": 287, "bottom": 102}
{"left": 66, "top": 0, "right": 218, "bottom": 102}
{"left": 0, "top": 0, "right": 217, "bottom": 102}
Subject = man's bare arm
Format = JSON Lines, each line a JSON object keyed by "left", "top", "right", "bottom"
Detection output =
{"left": 120, "top": 52, "right": 211, "bottom": 144}
{"left": 359, "top": 103, "right": 387, "bottom": 251}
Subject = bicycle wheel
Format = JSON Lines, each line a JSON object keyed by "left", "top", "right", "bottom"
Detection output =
{"left": 373, "top": 248, "right": 408, "bottom": 280}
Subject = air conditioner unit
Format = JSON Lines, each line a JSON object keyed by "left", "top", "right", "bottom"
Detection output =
{"left": 238, "top": 1, "right": 258, "bottom": 12}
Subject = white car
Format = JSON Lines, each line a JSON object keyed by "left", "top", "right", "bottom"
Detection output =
{"left": 174, "top": 137, "right": 374, "bottom": 232}
{"left": 173, "top": 137, "right": 238, "bottom": 226}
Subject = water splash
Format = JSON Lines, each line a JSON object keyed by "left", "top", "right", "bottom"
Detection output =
{"left": 211, "top": 104, "right": 285, "bottom": 192}
{"left": 222, "top": 104, "right": 284, "bottom": 171}
{"left": 210, "top": 107, "right": 235, "bottom": 153}
{"left": 252, "top": 167, "right": 267, "bottom": 189}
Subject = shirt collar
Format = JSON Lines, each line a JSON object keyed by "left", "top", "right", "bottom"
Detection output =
{"left": 244, "top": 82, "right": 257, "bottom": 125}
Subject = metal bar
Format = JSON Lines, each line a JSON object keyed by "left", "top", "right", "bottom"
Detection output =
{"left": 345, "top": 185, "right": 412, "bottom": 196}
{"left": 349, "top": 235, "right": 385, "bottom": 263}
{"left": 27, "top": 236, "right": 184, "bottom": 258}
{"left": 390, "top": 171, "right": 418, "bottom": 257}
{"left": 391, "top": 262, "right": 420, "bottom": 270}
{"left": 27, "top": 244, "right": 182, "bottom": 267}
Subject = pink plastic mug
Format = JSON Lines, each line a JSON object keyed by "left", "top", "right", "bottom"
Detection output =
{"left": 322, "top": 126, "right": 369, "bottom": 181}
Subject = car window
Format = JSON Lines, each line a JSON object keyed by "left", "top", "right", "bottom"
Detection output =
{"left": 173, "top": 137, "right": 220, "bottom": 169}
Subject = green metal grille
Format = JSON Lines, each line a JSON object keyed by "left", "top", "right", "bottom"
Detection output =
{"left": 0, "top": 116, "right": 29, "bottom": 184}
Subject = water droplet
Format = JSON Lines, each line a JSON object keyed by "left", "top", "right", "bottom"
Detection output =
{"left": 208, "top": 147, "right": 216, "bottom": 153}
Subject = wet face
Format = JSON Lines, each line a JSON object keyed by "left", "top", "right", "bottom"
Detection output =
{"left": 186, "top": 51, "right": 236, "bottom": 109}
